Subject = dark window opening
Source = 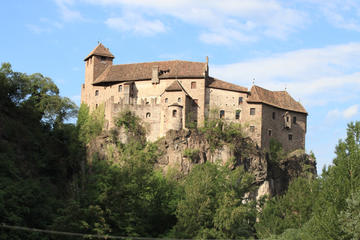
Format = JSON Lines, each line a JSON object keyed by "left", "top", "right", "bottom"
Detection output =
{"left": 220, "top": 110, "right": 225, "bottom": 119}
{"left": 172, "top": 110, "right": 177, "bottom": 117}
{"left": 118, "top": 85, "right": 122, "bottom": 92}
{"left": 272, "top": 112, "right": 276, "bottom": 119}
{"left": 250, "top": 108, "right": 255, "bottom": 115}
{"left": 293, "top": 116, "right": 297, "bottom": 124}
{"left": 95, "top": 104, "right": 98, "bottom": 109}
{"left": 288, "top": 134, "right": 293, "bottom": 140}
{"left": 191, "top": 81, "right": 196, "bottom": 89}
{"left": 146, "top": 112, "right": 151, "bottom": 118}
{"left": 165, "top": 98, "right": 168, "bottom": 103}
{"left": 95, "top": 90, "right": 99, "bottom": 96}
{"left": 286, "top": 116, "right": 289, "bottom": 122}
{"left": 238, "top": 97, "right": 243, "bottom": 105}
{"left": 235, "top": 110, "right": 241, "bottom": 120}
{"left": 268, "top": 129, "right": 272, "bottom": 136}
{"left": 178, "top": 97, "right": 181, "bottom": 103}
{"left": 100, "top": 56, "right": 106, "bottom": 61}
{"left": 250, "top": 126, "right": 255, "bottom": 132}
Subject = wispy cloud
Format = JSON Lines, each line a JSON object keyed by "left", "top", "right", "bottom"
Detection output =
{"left": 80, "top": 0, "right": 307, "bottom": 44}
{"left": 105, "top": 12, "right": 166, "bottom": 36}
{"left": 211, "top": 42, "right": 360, "bottom": 107}
{"left": 327, "top": 104, "right": 359, "bottom": 119}
{"left": 54, "top": 0, "right": 84, "bottom": 22}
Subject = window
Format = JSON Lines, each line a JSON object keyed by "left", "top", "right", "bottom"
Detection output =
{"left": 146, "top": 112, "right": 151, "bottom": 118}
{"left": 268, "top": 129, "right": 272, "bottom": 136}
{"left": 238, "top": 97, "right": 243, "bottom": 105}
{"left": 165, "top": 98, "right": 168, "bottom": 103}
{"left": 100, "top": 56, "right": 106, "bottom": 61}
{"left": 293, "top": 116, "right": 297, "bottom": 124}
{"left": 118, "top": 85, "right": 122, "bottom": 92}
{"left": 235, "top": 110, "right": 241, "bottom": 120}
{"left": 286, "top": 116, "right": 289, "bottom": 122}
{"left": 178, "top": 97, "right": 181, "bottom": 103}
{"left": 191, "top": 81, "right": 197, "bottom": 89}
{"left": 250, "top": 126, "right": 255, "bottom": 132}
{"left": 288, "top": 134, "right": 293, "bottom": 141}
{"left": 272, "top": 112, "right": 276, "bottom": 120}
{"left": 95, "top": 90, "right": 99, "bottom": 96}
{"left": 95, "top": 104, "right": 98, "bottom": 109}
{"left": 220, "top": 110, "right": 225, "bottom": 119}
{"left": 172, "top": 110, "right": 177, "bottom": 117}
{"left": 250, "top": 108, "right": 255, "bottom": 115}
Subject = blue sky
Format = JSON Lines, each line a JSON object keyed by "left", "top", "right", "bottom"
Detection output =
{"left": 2, "top": 0, "right": 360, "bottom": 172}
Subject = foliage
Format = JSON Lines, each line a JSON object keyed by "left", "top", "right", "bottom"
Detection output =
{"left": 269, "top": 138, "right": 285, "bottom": 163}
{"left": 200, "top": 118, "right": 245, "bottom": 152}
{"left": 77, "top": 103, "right": 105, "bottom": 144}
{"left": 183, "top": 148, "right": 200, "bottom": 162}
{"left": 115, "top": 110, "right": 146, "bottom": 144}
{"left": 172, "top": 162, "right": 256, "bottom": 239}
{"left": 339, "top": 190, "right": 360, "bottom": 240}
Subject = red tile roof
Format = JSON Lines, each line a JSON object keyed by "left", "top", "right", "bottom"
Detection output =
{"left": 207, "top": 77, "right": 248, "bottom": 93}
{"left": 93, "top": 60, "right": 207, "bottom": 85}
{"left": 248, "top": 85, "right": 307, "bottom": 114}
{"left": 84, "top": 43, "right": 115, "bottom": 61}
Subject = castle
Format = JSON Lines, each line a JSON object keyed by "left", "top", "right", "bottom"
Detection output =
{"left": 81, "top": 43, "right": 307, "bottom": 152}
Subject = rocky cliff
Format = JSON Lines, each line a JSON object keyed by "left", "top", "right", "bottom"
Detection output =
{"left": 87, "top": 128, "right": 316, "bottom": 199}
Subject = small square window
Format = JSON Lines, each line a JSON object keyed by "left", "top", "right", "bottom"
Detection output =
{"left": 288, "top": 134, "right": 293, "bottom": 141}
{"left": 250, "top": 108, "right": 255, "bottom": 115}
{"left": 250, "top": 126, "right": 255, "bottom": 132}
{"left": 191, "top": 81, "right": 197, "bottom": 89}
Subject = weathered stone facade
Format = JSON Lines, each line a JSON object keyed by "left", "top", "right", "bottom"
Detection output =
{"left": 81, "top": 43, "right": 308, "bottom": 152}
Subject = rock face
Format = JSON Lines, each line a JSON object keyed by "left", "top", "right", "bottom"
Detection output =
{"left": 87, "top": 129, "right": 316, "bottom": 198}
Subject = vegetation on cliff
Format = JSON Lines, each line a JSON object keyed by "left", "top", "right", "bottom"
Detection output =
{"left": 1, "top": 63, "right": 360, "bottom": 239}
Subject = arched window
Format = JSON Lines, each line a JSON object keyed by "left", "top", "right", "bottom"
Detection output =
{"left": 220, "top": 110, "right": 225, "bottom": 119}
{"left": 178, "top": 97, "right": 181, "bottom": 103}
{"left": 95, "top": 90, "right": 99, "bottom": 96}
{"left": 146, "top": 112, "right": 151, "bottom": 118}
{"left": 118, "top": 85, "right": 122, "bottom": 92}
{"left": 172, "top": 110, "right": 177, "bottom": 117}
{"left": 165, "top": 98, "right": 168, "bottom": 103}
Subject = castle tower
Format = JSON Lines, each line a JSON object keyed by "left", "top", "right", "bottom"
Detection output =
{"left": 81, "top": 43, "right": 114, "bottom": 105}
{"left": 166, "top": 103, "right": 183, "bottom": 131}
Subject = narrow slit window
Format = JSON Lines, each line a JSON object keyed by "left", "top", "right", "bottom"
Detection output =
{"left": 235, "top": 110, "right": 241, "bottom": 120}
{"left": 172, "top": 110, "right": 177, "bottom": 117}
{"left": 293, "top": 116, "right": 297, "bottom": 124}
{"left": 95, "top": 90, "right": 99, "bottom": 96}
{"left": 272, "top": 112, "right": 276, "bottom": 119}
{"left": 118, "top": 85, "right": 122, "bottom": 92}
{"left": 165, "top": 98, "right": 168, "bottom": 103}
{"left": 268, "top": 129, "right": 272, "bottom": 136}
{"left": 178, "top": 97, "right": 181, "bottom": 103}
{"left": 238, "top": 97, "right": 243, "bottom": 105}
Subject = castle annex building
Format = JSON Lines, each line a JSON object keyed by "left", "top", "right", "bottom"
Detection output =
{"left": 81, "top": 44, "right": 307, "bottom": 152}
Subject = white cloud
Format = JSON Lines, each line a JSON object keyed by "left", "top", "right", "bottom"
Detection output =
{"left": 54, "top": 0, "right": 84, "bottom": 21}
{"left": 80, "top": 0, "right": 306, "bottom": 44}
{"left": 343, "top": 104, "right": 358, "bottom": 118}
{"left": 211, "top": 42, "right": 360, "bottom": 107}
{"left": 304, "top": 0, "right": 360, "bottom": 31}
{"left": 105, "top": 13, "right": 166, "bottom": 35}
{"left": 327, "top": 105, "right": 358, "bottom": 119}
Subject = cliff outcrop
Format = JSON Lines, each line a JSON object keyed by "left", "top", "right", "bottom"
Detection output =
{"left": 87, "top": 128, "right": 316, "bottom": 198}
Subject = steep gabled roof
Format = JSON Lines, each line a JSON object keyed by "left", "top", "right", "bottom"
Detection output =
{"left": 165, "top": 80, "right": 183, "bottom": 91}
{"left": 93, "top": 60, "right": 207, "bottom": 85}
{"left": 207, "top": 77, "right": 248, "bottom": 93}
{"left": 84, "top": 43, "right": 115, "bottom": 61}
{"left": 248, "top": 85, "right": 307, "bottom": 114}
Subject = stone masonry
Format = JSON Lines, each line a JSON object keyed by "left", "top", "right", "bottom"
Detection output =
{"left": 81, "top": 43, "right": 308, "bottom": 152}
